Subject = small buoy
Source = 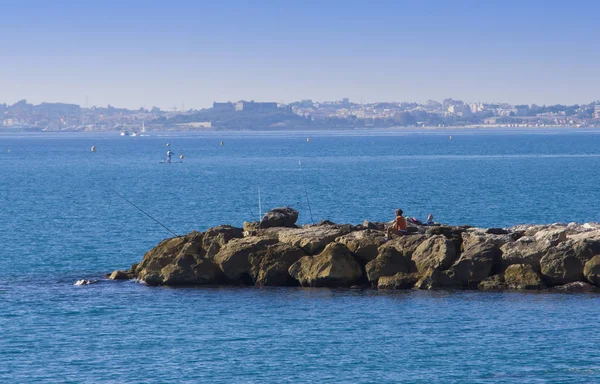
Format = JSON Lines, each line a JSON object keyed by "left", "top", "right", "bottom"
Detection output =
{"left": 166, "top": 143, "right": 171, "bottom": 147}
{"left": 306, "top": 138, "right": 310, "bottom": 143}
{"left": 449, "top": 136, "right": 453, "bottom": 140}
{"left": 180, "top": 154, "right": 184, "bottom": 159}
{"left": 91, "top": 146, "right": 96, "bottom": 152}
{"left": 220, "top": 141, "right": 224, "bottom": 146}
{"left": 7, "top": 149, "right": 10, "bottom": 153}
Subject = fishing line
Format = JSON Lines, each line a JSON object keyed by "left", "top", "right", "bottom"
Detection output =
{"left": 110, "top": 188, "right": 180, "bottom": 237}
{"left": 298, "top": 160, "right": 314, "bottom": 225}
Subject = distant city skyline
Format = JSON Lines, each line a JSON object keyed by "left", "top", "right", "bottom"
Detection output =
{"left": 1, "top": 0, "right": 599, "bottom": 109}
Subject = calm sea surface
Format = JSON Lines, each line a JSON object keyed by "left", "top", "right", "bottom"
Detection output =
{"left": 1, "top": 129, "right": 600, "bottom": 382}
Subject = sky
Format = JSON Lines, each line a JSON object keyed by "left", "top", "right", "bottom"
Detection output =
{"left": 1, "top": 0, "right": 599, "bottom": 109}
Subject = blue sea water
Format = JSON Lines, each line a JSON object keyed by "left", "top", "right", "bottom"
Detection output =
{"left": 1, "top": 129, "right": 600, "bottom": 383}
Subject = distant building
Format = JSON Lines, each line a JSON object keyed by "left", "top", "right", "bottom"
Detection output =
{"left": 448, "top": 104, "right": 471, "bottom": 116}
{"left": 469, "top": 103, "right": 483, "bottom": 113}
{"left": 213, "top": 102, "right": 235, "bottom": 111}
{"left": 234, "top": 101, "right": 278, "bottom": 112}
{"left": 594, "top": 105, "right": 600, "bottom": 119}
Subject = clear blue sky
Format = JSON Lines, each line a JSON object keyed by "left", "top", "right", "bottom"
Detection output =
{"left": 1, "top": 0, "right": 598, "bottom": 109}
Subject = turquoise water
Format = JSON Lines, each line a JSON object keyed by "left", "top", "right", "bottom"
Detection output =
{"left": 1, "top": 129, "right": 600, "bottom": 382}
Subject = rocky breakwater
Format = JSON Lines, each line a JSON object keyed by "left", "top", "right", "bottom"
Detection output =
{"left": 109, "top": 207, "right": 600, "bottom": 292}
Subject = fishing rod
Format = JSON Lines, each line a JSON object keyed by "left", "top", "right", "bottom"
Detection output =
{"left": 258, "top": 184, "right": 262, "bottom": 222}
{"left": 110, "top": 188, "right": 180, "bottom": 237}
{"left": 298, "top": 160, "right": 314, "bottom": 225}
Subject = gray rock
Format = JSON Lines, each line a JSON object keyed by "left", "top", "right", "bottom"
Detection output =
{"left": 259, "top": 207, "right": 299, "bottom": 228}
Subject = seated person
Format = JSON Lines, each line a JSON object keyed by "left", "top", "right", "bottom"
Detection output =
{"left": 387, "top": 209, "right": 408, "bottom": 238}
{"left": 425, "top": 213, "right": 434, "bottom": 225}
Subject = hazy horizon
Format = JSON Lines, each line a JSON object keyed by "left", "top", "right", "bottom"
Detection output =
{"left": 2, "top": 0, "right": 599, "bottom": 110}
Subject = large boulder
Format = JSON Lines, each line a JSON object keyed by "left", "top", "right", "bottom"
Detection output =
{"left": 583, "top": 255, "right": 600, "bottom": 286}
{"left": 109, "top": 270, "right": 131, "bottom": 280}
{"left": 478, "top": 274, "right": 506, "bottom": 291}
{"left": 160, "top": 256, "right": 224, "bottom": 286}
{"left": 377, "top": 273, "right": 419, "bottom": 290}
{"left": 365, "top": 246, "right": 412, "bottom": 286}
{"left": 379, "top": 234, "right": 426, "bottom": 259}
{"left": 500, "top": 236, "right": 550, "bottom": 272}
{"left": 446, "top": 232, "right": 502, "bottom": 286}
{"left": 571, "top": 238, "right": 600, "bottom": 260}
{"left": 259, "top": 207, "right": 299, "bottom": 229}
{"left": 549, "top": 281, "right": 598, "bottom": 292}
{"left": 288, "top": 242, "right": 362, "bottom": 287}
{"left": 425, "top": 225, "right": 469, "bottom": 253}
{"left": 504, "top": 264, "right": 545, "bottom": 290}
{"left": 533, "top": 227, "right": 567, "bottom": 245}
{"left": 133, "top": 235, "right": 191, "bottom": 280}
{"left": 414, "top": 269, "right": 459, "bottom": 290}
{"left": 276, "top": 224, "right": 352, "bottom": 255}
{"left": 539, "top": 239, "right": 598, "bottom": 286}
{"left": 249, "top": 243, "right": 306, "bottom": 286}
{"left": 214, "top": 236, "right": 278, "bottom": 283}
{"left": 133, "top": 233, "right": 202, "bottom": 280}
{"left": 201, "top": 225, "right": 244, "bottom": 257}
{"left": 132, "top": 231, "right": 230, "bottom": 286}
{"left": 411, "top": 235, "right": 457, "bottom": 274}
{"left": 335, "top": 230, "right": 387, "bottom": 264}
{"left": 363, "top": 220, "right": 385, "bottom": 230}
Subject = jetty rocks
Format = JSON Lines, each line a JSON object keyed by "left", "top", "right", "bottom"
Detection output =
{"left": 110, "top": 207, "right": 600, "bottom": 292}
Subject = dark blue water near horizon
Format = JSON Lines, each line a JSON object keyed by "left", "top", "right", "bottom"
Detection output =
{"left": 2, "top": 129, "right": 600, "bottom": 383}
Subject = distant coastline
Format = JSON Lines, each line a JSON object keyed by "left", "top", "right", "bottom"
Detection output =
{"left": 2, "top": 98, "right": 599, "bottom": 133}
